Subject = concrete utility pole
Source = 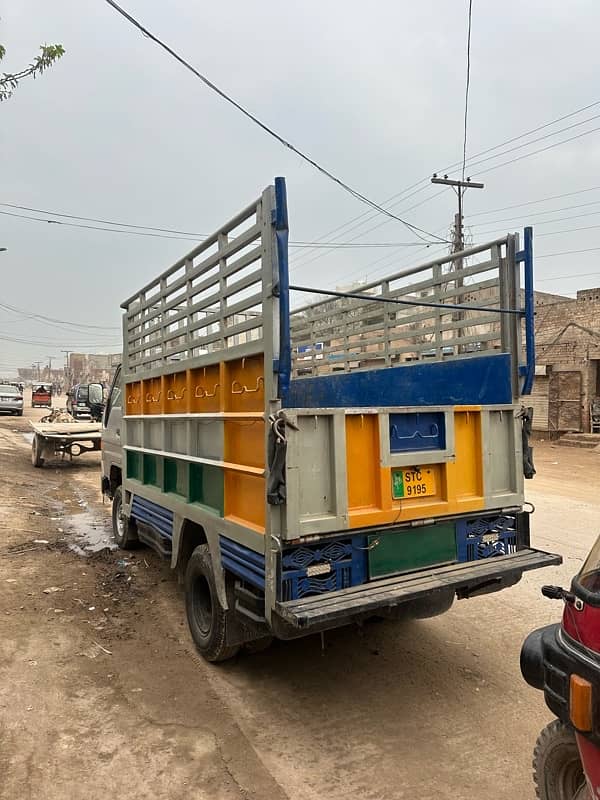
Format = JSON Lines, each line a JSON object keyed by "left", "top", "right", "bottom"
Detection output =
{"left": 430, "top": 175, "right": 485, "bottom": 348}
{"left": 32, "top": 361, "right": 42, "bottom": 381}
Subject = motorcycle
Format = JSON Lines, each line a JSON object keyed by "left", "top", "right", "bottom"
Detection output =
{"left": 521, "top": 536, "right": 600, "bottom": 799}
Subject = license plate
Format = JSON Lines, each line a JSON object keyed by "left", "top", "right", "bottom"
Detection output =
{"left": 392, "top": 467, "right": 436, "bottom": 499}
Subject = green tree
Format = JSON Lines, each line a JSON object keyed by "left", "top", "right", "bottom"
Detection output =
{"left": 0, "top": 43, "right": 65, "bottom": 101}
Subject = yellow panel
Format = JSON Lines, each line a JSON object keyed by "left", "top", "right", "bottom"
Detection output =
{"left": 224, "top": 355, "right": 265, "bottom": 413}
{"left": 142, "top": 377, "right": 163, "bottom": 415}
{"left": 224, "top": 471, "right": 265, "bottom": 532}
{"left": 189, "top": 365, "right": 221, "bottom": 413}
{"left": 447, "top": 409, "right": 483, "bottom": 500}
{"left": 224, "top": 419, "right": 265, "bottom": 469}
{"left": 348, "top": 408, "right": 485, "bottom": 529}
{"left": 346, "top": 415, "right": 385, "bottom": 511}
{"left": 163, "top": 370, "right": 188, "bottom": 414}
{"left": 125, "top": 381, "right": 142, "bottom": 416}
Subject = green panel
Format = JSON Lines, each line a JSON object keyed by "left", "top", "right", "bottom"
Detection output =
{"left": 126, "top": 450, "right": 141, "bottom": 480}
{"left": 164, "top": 458, "right": 178, "bottom": 494}
{"left": 143, "top": 453, "right": 158, "bottom": 487}
{"left": 189, "top": 463, "right": 224, "bottom": 516}
{"left": 368, "top": 523, "right": 456, "bottom": 578}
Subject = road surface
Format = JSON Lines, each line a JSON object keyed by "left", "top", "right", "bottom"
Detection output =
{"left": 0, "top": 394, "right": 597, "bottom": 799}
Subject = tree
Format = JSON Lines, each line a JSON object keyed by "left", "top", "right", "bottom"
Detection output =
{"left": 0, "top": 43, "right": 65, "bottom": 101}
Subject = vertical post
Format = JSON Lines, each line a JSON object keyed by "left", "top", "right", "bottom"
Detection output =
{"left": 274, "top": 177, "right": 290, "bottom": 401}
{"left": 522, "top": 226, "right": 535, "bottom": 395}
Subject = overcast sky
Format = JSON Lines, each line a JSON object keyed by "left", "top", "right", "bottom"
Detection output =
{"left": 2, "top": 0, "right": 600, "bottom": 375}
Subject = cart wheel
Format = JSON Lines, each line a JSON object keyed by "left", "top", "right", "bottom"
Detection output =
{"left": 31, "top": 435, "right": 44, "bottom": 468}
{"left": 533, "top": 719, "right": 587, "bottom": 800}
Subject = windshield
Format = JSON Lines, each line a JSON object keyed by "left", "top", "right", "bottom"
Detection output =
{"left": 76, "top": 386, "right": 89, "bottom": 402}
{"left": 577, "top": 534, "right": 600, "bottom": 593}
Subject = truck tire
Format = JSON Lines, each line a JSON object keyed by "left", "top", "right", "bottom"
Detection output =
{"left": 31, "top": 435, "right": 44, "bottom": 468}
{"left": 111, "top": 486, "right": 139, "bottom": 549}
{"left": 533, "top": 719, "right": 587, "bottom": 800}
{"left": 185, "top": 544, "right": 239, "bottom": 662}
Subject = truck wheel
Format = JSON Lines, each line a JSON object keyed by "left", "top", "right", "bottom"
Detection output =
{"left": 185, "top": 545, "right": 239, "bottom": 662}
{"left": 111, "top": 486, "right": 139, "bottom": 549}
{"left": 533, "top": 719, "right": 586, "bottom": 800}
{"left": 31, "top": 435, "right": 44, "bottom": 468}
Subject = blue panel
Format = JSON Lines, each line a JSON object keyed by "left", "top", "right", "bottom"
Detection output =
{"left": 389, "top": 411, "right": 446, "bottom": 452}
{"left": 274, "top": 176, "right": 292, "bottom": 401}
{"left": 219, "top": 536, "right": 265, "bottom": 590}
{"left": 285, "top": 353, "right": 512, "bottom": 408}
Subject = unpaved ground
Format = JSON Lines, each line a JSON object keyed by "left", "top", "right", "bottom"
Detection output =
{"left": 0, "top": 397, "right": 598, "bottom": 800}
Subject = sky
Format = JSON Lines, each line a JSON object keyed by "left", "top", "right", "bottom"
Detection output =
{"left": 2, "top": 0, "right": 600, "bottom": 376}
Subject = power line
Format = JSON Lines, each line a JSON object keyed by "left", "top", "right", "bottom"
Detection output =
{"left": 469, "top": 199, "right": 600, "bottom": 227}
{"left": 468, "top": 185, "right": 600, "bottom": 218}
{"left": 462, "top": 0, "right": 473, "bottom": 182}
{"left": 0, "top": 203, "right": 206, "bottom": 237}
{"left": 291, "top": 97, "right": 600, "bottom": 265}
{"left": 0, "top": 301, "right": 119, "bottom": 331}
{"left": 0, "top": 332, "right": 121, "bottom": 347}
{"left": 0, "top": 210, "right": 200, "bottom": 242}
{"left": 472, "top": 124, "right": 600, "bottom": 178}
{"left": 103, "top": 0, "right": 447, "bottom": 245}
{"left": 537, "top": 246, "right": 600, "bottom": 260}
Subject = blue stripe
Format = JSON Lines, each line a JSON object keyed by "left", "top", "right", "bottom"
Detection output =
{"left": 131, "top": 496, "right": 174, "bottom": 539}
{"left": 285, "top": 352, "right": 513, "bottom": 408}
{"left": 520, "top": 226, "right": 535, "bottom": 395}
{"left": 219, "top": 536, "right": 265, "bottom": 590}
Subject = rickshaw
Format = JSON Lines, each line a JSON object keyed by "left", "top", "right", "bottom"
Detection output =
{"left": 521, "top": 537, "right": 600, "bottom": 799}
{"left": 31, "top": 383, "right": 52, "bottom": 408}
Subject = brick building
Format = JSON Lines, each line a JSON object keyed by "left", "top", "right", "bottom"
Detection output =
{"left": 529, "top": 287, "right": 600, "bottom": 435}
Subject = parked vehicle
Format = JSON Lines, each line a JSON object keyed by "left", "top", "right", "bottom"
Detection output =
{"left": 30, "top": 417, "right": 101, "bottom": 468}
{"left": 31, "top": 383, "right": 52, "bottom": 408}
{"left": 0, "top": 383, "right": 24, "bottom": 415}
{"left": 521, "top": 539, "right": 600, "bottom": 799}
{"left": 102, "top": 178, "right": 561, "bottom": 662}
{"left": 67, "top": 383, "right": 104, "bottom": 420}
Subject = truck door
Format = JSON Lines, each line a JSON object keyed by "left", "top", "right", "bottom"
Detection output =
{"left": 101, "top": 365, "right": 123, "bottom": 493}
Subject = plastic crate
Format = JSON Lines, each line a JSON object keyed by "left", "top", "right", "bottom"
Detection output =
{"left": 456, "top": 515, "right": 518, "bottom": 562}
{"left": 280, "top": 538, "right": 366, "bottom": 601}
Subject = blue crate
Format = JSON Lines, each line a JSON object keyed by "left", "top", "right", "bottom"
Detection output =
{"left": 280, "top": 537, "right": 367, "bottom": 601}
{"left": 456, "top": 515, "right": 518, "bottom": 562}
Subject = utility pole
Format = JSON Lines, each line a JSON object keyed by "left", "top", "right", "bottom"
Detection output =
{"left": 431, "top": 174, "right": 484, "bottom": 349}
{"left": 61, "top": 350, "right": 72, "bottom": 390}
{"left": 32, "top": 361, "right": 42, "bottom": 381}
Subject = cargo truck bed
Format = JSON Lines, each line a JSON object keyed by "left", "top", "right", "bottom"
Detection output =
{"left": 276, "top": 549, "right": 562, "bottom": 627}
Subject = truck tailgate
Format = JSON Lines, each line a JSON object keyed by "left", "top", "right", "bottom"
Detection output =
{"left": 276, "top": 549, "right": 562, "bottom": 628}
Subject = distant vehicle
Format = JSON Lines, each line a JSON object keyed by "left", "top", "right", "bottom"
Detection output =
{"left": 67, "top": 383, "right": 105, "bottom": 421}
{"left": 0, "top": 384, "right": 24, "bottom": 416}
{"left": 31, "top": 383, "right": 52, "bottom": 408}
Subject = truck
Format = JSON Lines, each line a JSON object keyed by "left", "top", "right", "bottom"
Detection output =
{"left": 101, "top": 177, "right": 561, "bottom": 661}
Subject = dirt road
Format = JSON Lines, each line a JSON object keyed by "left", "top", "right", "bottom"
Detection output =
{"left": 0, "top": 398, "right": 598, "bottom": 800}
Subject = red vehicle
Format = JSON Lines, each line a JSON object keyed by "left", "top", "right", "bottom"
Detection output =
{"left": 521, "top": 537, "right": 600, "bottom": 799}
{"left": 31, "top": 383, "right": 52, "bottom": 408}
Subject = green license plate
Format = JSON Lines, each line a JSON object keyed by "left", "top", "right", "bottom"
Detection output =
{"left": 392, "top": 467, "right": 436, "bottom": 499}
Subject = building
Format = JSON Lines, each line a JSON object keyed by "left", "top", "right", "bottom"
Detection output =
{"left": 529, "top": 287, "right": 600, "bottom": 435}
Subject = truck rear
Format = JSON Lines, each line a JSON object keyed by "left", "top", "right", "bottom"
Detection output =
{"left": 102, "top": 177, "right": 561, "bottom": 660}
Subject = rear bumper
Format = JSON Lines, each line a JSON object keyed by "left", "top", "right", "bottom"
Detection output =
{"left": 276, "top": 548, "right": 561, "bottom": 628}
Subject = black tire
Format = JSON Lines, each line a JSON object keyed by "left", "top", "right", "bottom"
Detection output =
{"left": 31, "top": 435, "right": 44, "bottom": 468}
{"left": 533, "top": 719, "right": 587, "bottom": 800}
{"left": 185, "top": 545, "right": 239, "bottom": 663}
{"left": 111, "top": 486, "right": 139, "bottom": 549}
{"left": 17, "top": 411, "right": 23, "bottom": 417}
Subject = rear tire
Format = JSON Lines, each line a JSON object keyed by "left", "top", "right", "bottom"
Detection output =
{"left": 185, "top": 545, "right": 239, "bottom": 662}
{"left": 31, "top": 435, "right": 44, "bottom": 468}
{"left": 533, "top": 719, "right": 587, "bottom": 800}
{"left": 111, "top": 486, "right": 139, "bottom": 549}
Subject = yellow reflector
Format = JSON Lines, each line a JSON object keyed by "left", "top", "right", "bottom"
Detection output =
{"left": 570, "top": 674, "right": 593, "bottom": 732}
